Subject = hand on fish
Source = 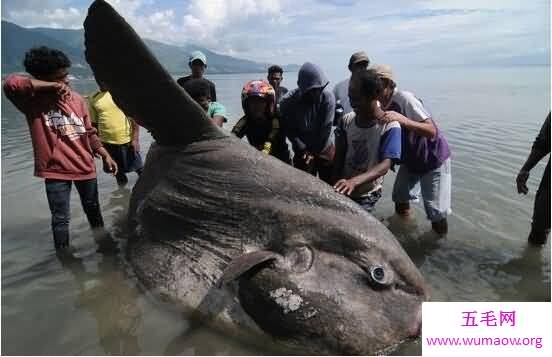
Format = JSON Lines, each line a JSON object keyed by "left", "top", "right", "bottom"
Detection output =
{"left": 303, "top": 152, "right": 315, "bottom": 165}
{"left": 334, "top": 178, "right": 358, "bottom": 196}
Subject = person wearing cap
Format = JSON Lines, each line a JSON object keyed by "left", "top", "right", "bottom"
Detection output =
{"left": 267, "top": 65, "right": 289, "bottom": 104}
{"left": 231, "top": 80, "right": 291, "bottom": 164}
{"left": 332, "top": 69, "right": 402, "bottom": 213}
{"left": 177, "top": 50, "right": 217, "bottom": 101}
{"left": 279, "top": 62, "right": 336, "bottom": 183}
{"left": 373, "top": 64, "right": 452, "bottom": 235}
{"left": 333, "top": 51, "right": 370, "bottom": 124}
{"left": 181, "top": 78, "right": 227, "bottom": 128}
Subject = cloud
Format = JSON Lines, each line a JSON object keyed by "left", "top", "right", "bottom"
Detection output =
{"left": 1, "top": 0, "right": 84, "bottom": 28}
{"left": 5, "top": 7, "right": 82, "bottom": 29}
{"left": 99, "top": 0, "right": 285, "bottom": 46}
{"left": 102, "top": 0, "right": 181, "bottom": 42}
{"left": 181, "top": 0, "right": 285, "bottom": 45}
{"left": 276, "top": 0, "right": 550, "bottom": 68}
{"left": 419, "top": 0, "right": 531, "bottom": 11}
{"left": 1, "top": 0, "right": 549, "bottom": 68}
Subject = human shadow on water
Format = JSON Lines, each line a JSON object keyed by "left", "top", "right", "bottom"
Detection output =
{"left": 56, "top": 245, "right": 142, "bottom": 355}
{"left": 477, "top": 245, "right": 551, "bottom": 302}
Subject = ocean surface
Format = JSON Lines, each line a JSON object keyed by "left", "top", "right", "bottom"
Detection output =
{"left": 1, "top": 66, "right": 550, "bottom": 355}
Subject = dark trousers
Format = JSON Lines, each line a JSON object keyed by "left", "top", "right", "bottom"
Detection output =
{"left": 532, "top": 160, "right": 550, "bottom": 235}
{"left": 353, "top": 189, "right": 383, "bottom": 214}
{"left": 45, "top": 178, "right": 104, "bottom": 247}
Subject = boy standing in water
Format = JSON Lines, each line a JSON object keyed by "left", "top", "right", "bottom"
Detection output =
{"left": 87, "top": 81, "right": 143, "bottom": 186}
{"left": 374, "top": 64, "right": 452, "bottom": 235}
{"left": 231, "top": 80, "right": 291, "bottom": 164}
{"left": 333, "top": 69, "right": 401, "bottom": 213}
{"left": 2, "top": 46, "right": 118, "bottom": 249}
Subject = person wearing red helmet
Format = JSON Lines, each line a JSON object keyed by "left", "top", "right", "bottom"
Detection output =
{"left": 231, "top": 80, "right": 291, "bottom": 164}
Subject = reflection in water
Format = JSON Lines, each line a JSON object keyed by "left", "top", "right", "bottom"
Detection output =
{"left": 387, "top": 212, "right": 550, "bottom": 303}
{"left": 103, "top": 187, "right": 133, "bottom": 239}
{"left": 56, "top": 241, "right": 142, "bottom": 355}
{"left": 479, "top": 246, "right": 551, "bottom": 302}
{"left": 385, "top": 213, "right": 444, "bottom": 266}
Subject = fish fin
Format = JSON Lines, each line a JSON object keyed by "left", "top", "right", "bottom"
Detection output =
{"left": 220, "top": 250, "right": 280, "bottom": 285}
{"left": 83, "top": 0, "right": 224, "bottom": 145}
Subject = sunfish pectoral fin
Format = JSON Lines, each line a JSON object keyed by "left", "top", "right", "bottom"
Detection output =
{"left": 219, "top": 250, "right": 281, "bottom": 287}
{"left": 83, "top": 0, "right": 224, "bottom": 145}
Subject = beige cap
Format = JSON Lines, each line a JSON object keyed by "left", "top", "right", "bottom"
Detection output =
{"left": 348, "top": 51, "right": 370, "bottom": 69}
{"left": 371, "top": 64, "right": 395, "bottom": 81}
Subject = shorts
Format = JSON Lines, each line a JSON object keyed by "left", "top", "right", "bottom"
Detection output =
{"left": 353, "top": 189, "right": 383, "bottom": 213}
{"left": 392, "top": 158, "right": 452, "bottom": 222}
{"left": 103, "top": 142, "right": 144, "bottom": 174}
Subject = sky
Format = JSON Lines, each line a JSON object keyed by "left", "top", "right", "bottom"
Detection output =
{"left": 1, "top": 0, "right": 550, "bottom": 72}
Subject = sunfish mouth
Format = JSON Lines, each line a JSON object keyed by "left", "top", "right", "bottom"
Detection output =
{"left": 408, "top": 305, "right": 423, "bottom": 337}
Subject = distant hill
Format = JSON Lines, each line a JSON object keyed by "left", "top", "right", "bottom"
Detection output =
{"left": 1, "top": 21, "right": 90, "bottom": 77}
{"left": 1, "top": 20, "right": 300, "bottom": 78}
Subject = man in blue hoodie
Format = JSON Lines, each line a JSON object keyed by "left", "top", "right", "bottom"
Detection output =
{"left": 280, "top": 62, "right": 336, "bottom": 183}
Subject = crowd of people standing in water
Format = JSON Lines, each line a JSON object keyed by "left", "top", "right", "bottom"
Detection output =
{"left": 3, "top": 46, "right": 550, "bottom": 251}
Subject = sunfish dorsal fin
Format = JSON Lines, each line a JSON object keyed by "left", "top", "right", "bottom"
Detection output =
{"left": 83, "top": 0, "right": 225, "bottom": 145}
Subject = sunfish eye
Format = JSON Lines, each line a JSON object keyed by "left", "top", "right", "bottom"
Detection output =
{"left": 284, "top": 245, "right": 314, "bottom": 273}
{"left": 370, "top": 265, "right": 386, "bottom": 285}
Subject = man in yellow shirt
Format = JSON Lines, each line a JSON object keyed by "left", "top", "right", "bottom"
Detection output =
{"left": 88, "top": 82, "right": 143, "bottom": 186}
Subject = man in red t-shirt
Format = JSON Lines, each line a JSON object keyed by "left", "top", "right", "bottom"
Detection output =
{"left": 3, "top": 46, "right": 118, "bottom": 250}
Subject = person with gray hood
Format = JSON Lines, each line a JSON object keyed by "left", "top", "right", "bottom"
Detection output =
{"left": 280, "top": 62, "right": 336, "bottom": 183}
